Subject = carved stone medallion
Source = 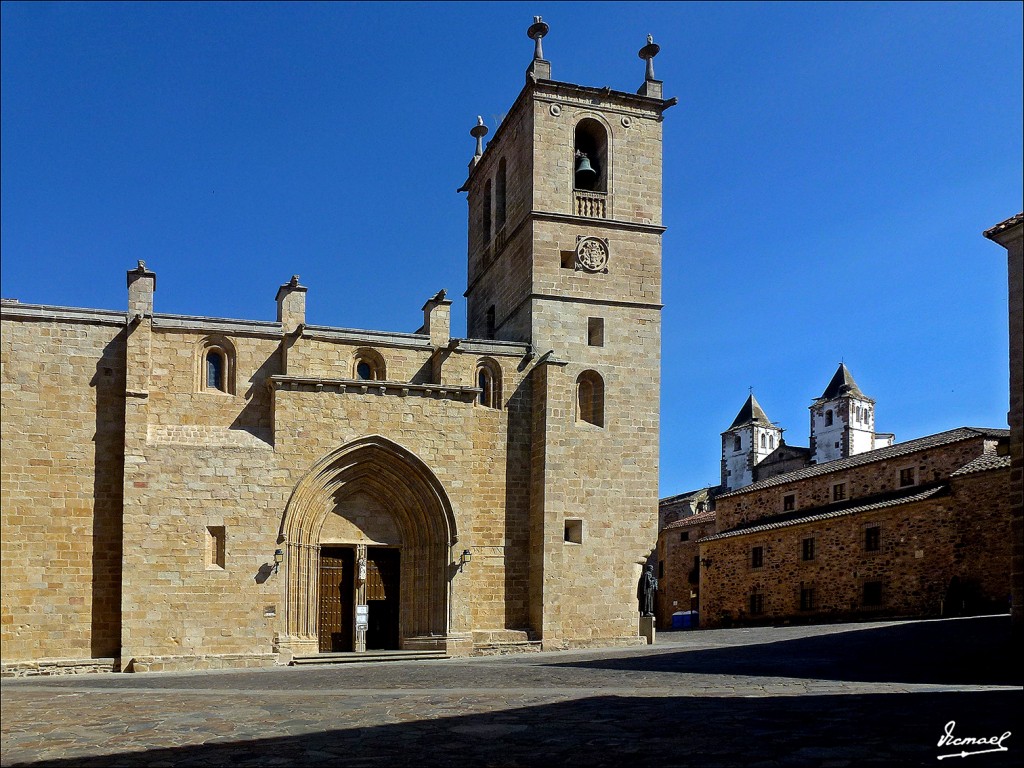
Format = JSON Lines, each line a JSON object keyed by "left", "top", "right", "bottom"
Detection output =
{"left": 575, "top": 236, "right": 609, "bottom": 273}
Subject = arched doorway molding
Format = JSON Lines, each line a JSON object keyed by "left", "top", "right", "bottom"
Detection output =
{"left": 277, "top": 435, "right": 459, "bottom": 654}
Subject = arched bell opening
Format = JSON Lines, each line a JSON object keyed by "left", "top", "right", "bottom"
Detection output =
{"left": 573, "top": 118, "right": 608, "bottom": 193}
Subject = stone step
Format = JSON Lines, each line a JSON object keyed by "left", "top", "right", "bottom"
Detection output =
{"left": 472, "top": 641, "right": 544, "bottom": 656}
{"left": 291, "top": 650, "right": 448, "bottom": 665}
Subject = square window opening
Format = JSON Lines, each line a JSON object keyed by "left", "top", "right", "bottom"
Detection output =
{"left": 783, "top": 494, "right": 796, "bottom": 511}
{"left": 899, "top": 467, "right": 915, "bottom": 487}
{"left": 865, "top": 525, "right": 881, "bottom": 552}
{"left": 833, "top": 483, "right": 847, "bottom": 501}
{"left": 564, "top": 519, "right": 583, "bottom": 544}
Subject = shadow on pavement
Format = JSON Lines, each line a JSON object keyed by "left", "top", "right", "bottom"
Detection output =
{"left": 545, "top": 616, "right": 1022, "bottom": 687}
{"left": 7, "top": 690, "right": 1021, "bottom": 768}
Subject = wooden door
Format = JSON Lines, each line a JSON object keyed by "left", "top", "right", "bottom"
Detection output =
{"left": 318, "top": 547, "right": 354, "bottom": 652}
{"left": 365, "top": 547, "right": 400, "bottom": 650}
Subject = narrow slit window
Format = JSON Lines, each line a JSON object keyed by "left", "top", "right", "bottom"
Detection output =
{"left": 206, "top": 526, "right": 226, "bottom": 570}
{"left": 576, "top": 370, "right": 605, "bottom": 427}
{"left": 587, "top": 317, "right": 604, "bottom": 347}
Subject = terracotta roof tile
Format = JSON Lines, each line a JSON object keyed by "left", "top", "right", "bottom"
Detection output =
{"left": 983, "top": 212, "right": 1024, "bottom": 239}
{"left": 950, "top": 452, "right": 1011, "bottom": 476}
{"left": 663, "top": 509, "right": 717, "bottom": 531}
{"left": 704, "top": 484, "right": 949, "bottom": 541}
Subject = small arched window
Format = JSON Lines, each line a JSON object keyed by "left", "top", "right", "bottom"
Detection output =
{"left": 475, "top": 359, "right": 502, "bottom": 409}
{"left": 825, "top": 410, "right": 834, "bottom": 426}
{"left": 197, "top": 336, "right": 235, "bottom": 394}
{"left": 576, "top": 370, "right": 605, "bottom": 427}
{"left": 760, "top": 434, "right": 766, "bottom": 449}
{"left": 352, "top": 349, "right": 386, "bottom": 381}
{"left": 769, "top": 434, "right": 775, "bottom": 449}
{"left": 207, "top": 350, "right": 225, "bottom": 391}
{"left": 495, "top": 158, "right": 507, "bottom": 232}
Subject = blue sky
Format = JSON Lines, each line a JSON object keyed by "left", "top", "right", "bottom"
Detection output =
{"left": 2, "top": 2, "right": 1022, "bottom": 496}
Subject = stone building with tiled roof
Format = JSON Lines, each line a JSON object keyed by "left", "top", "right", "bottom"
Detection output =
{"left": 698, "top": 427, "right": 1010, "bottom": 627}
{"left": 656, "top": 356, "right": 1012, "bottom": 630}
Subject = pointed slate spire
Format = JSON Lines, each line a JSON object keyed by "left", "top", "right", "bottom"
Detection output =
{"left": 728, "top": 393, "right": 772, "bottom": 430}
{"left": 818, "top": 363, "right": 866, "bottom": 401}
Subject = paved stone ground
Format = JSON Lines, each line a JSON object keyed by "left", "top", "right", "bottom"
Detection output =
{"left": 2, "top": 616, "right": 1021, "bottom": 767}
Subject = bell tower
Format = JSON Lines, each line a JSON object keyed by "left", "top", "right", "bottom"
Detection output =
{"left": 460, "top": 19, "right": 676, "bottom": 646}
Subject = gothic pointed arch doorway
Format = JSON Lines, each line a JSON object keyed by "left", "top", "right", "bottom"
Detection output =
{"left": 277, "top": 436, "right": 459, "bottom": 655}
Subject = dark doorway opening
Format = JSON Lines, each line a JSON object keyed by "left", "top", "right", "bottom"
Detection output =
{"left": 319, "top": 547, "right": 354, "bottom": 652}
{"left": 366, "top": 547, "right": 400, "bottom": 650}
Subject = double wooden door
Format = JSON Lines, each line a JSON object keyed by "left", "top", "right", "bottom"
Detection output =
{"left": 318, "top": 546, "right": 400, "bottom": 653}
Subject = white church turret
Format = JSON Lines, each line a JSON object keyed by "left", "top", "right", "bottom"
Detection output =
{"left": 721, "top": 393, "right": 783, "bottom": 491}
{"left": 809, "top": 364, "right": 889, "bottom": 464}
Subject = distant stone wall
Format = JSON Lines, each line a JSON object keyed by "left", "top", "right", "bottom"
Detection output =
{"left": 656, "top": 515, "right": 715, "bottom": 629}
{"left": 700, "top": 466, "right": 1011, "bottom": 627}
{"left": 716, "top": 436, "right": 990, "bottom": 532}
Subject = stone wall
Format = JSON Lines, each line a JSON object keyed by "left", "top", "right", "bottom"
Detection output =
{"left": 699, "top": 465, "right": 1011, "bottom": 627}
{"left": 656, "top": 512, "right": 715, "bottom": 629}
{"left": 1, "top": 306, "right": 125, "bottom": 663}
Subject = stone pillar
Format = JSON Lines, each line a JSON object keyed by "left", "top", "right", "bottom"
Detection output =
{"left": 421, "top": 290, "right": 452, "bottom": 348}
{"left": 121, "top": 261, "right": 156, "bottom": 669}
{"left": 985, "top": 213, "right": 1024, "bottom": 630}
{"left": 639, "top": 615, "right": 656, "bottom": 645}
{"left": 126, "top": 260, "right": 156, "bottom": 320}
{"left": 276, "top": 275, "right": 307, "bottom": 335}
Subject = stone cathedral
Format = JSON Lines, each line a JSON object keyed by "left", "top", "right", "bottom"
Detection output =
{"left": 1, "top": 21, "right": 675, "bottom": 674}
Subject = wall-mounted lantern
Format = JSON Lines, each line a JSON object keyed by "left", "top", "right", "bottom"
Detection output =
{"left": 459, "top": 549, "right": 472, "bottom": 571}
{"left": 272, "top": 548, "right": 284, "bottom": 574}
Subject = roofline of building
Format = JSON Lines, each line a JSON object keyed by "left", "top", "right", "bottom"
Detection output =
{"left": 1, "top": 301, "right": 533, "bottom": 355}
{"left": 715, "top": 426, "right": 1009, "bottom": 499}
{"left": 705, "top": 484, "right": 951, "bottom": 541}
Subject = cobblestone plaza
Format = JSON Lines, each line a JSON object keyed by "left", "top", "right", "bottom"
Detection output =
{"left": 2, "top": 617, "right": 1021, "bottom": 767}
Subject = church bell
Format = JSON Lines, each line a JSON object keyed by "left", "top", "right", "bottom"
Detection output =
{"left": 574, "top": 152, "right": 597, "bottom": 184}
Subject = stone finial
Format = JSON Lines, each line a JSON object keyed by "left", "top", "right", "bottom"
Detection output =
{"left": 525, "top": 16, "right": 552, "bottom": 81}
{"left": 637, "top": 34, "right": 663, "bottom": 97}
{"left": 470, "top": 116, "right": 489, "bottom": 161}
{"left": 639, "top": 34, "right": 661, "bottom": 81}
{"left": 527, "top": 16, "right": 549, "bottom": 60}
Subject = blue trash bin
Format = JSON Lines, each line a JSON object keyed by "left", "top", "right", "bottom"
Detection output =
{"left": 671, "top": 611, "right": 685, "bottom": 629}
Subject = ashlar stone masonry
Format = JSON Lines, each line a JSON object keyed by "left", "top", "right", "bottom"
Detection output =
{"left": 1, "top": 21, "right": 673, "bottom": 674}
